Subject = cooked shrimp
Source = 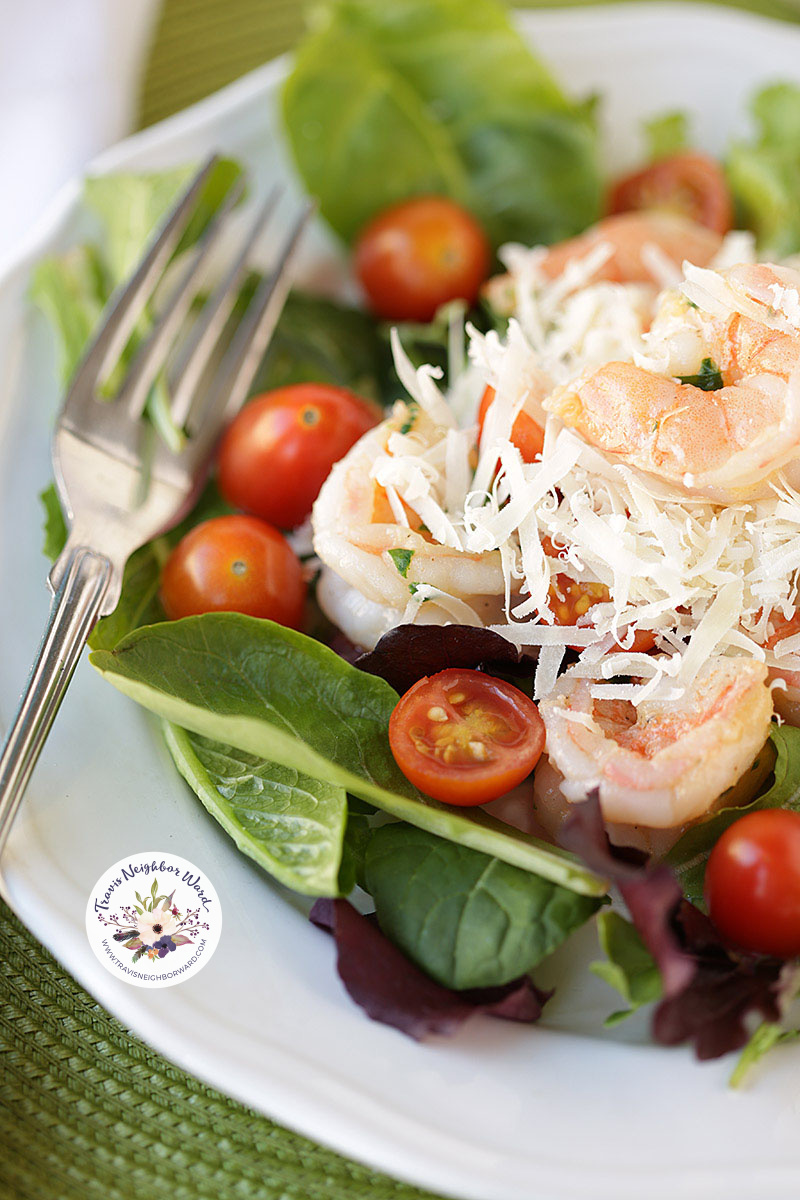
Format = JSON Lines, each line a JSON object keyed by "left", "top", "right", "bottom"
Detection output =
{"left": 312, "top": 405, "right": 507, "bottom": 648}
{"left": 544, "top": 263, "right": 800, "bottom": 500}
{"left": 537, "top": 211, "right": 722, "bottom": 285}
{"left": 484, "top": 212, "right": 723, "bottom": 316}
{"left": 535, "top": 657, "right": 773, "bottom": 832}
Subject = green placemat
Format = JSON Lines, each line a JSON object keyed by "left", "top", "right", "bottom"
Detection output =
{"left": 5, "top": 1, "right": 800, "bottom": 1198}
{"left": 0, "top": 900, "right": 440, "bottom": 1200}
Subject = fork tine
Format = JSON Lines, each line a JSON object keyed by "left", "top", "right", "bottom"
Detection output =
{"left": 65, "top": 155, "right": 219, "bottom": 408}
{"left": 117, "top": 175, "right": 246, "bottom": 423}
{"left": 185, "top": 200, "right": 316, "bottom": 439}
{"left": 168, "top": 187, "right": 282, "bottom": 429}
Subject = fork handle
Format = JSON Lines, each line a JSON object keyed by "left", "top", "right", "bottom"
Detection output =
{"left": 0, "top": 547, "right": 113, "bottom": 860}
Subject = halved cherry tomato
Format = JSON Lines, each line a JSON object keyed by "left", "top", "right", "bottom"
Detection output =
{"left": 547, "top": 571, "right": 656, "bottom": 653}
{"left": 160, "top": 514, "right": 306, "bottom": 628}
{"left": 608, "top": 152, "right": 733, "bottom": 235}
{"left": 217, "top": 384, "right": 379, "bottom": 530}
{"left": 478, "top": 385, "right": 545, "bottom": 463}
{"left": 705, "top": 809, "right": 800, "bottom": 958}
{"left": 388, "top": 668, "right": 545, "bottom": 806}
{"left": 354, "top": 196, "right": 490, "bottom": 322}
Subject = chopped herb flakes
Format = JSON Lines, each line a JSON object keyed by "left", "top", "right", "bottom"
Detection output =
{"left": 389, "top": 549, "right": 415, "bottom": 577}
{"left": 678, "top": 357, "right": 723, "bottom": 391}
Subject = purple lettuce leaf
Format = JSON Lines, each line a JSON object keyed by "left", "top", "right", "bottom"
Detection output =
{"left": 561, "top": 792, "right": 791, "bottom": 1061}
{"left": 310, "top": 898, "right": 551, "bottom": 1039}
{"left": 353, "top": 624, "right": 524, "bottom": 696}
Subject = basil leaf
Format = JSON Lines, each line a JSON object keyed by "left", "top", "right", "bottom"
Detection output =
{"left": 678, "top": 357, "right": 723, "bottom": 391}
{"left": 282, "top": 0, "right": 601, "bottom": 247}
{"left": 164, "top": 723, "right": 347, "bottom": 897}
{"left": 668, "top": 726, "right": 796, "bottom": 905}
{"left": 364, "top": 822, "right": 601, "bottom": 989}
{"left": 590, "top": 910, "right": 662, "bottom": 1026}
{"left": 90, "top": 614, "right": 607, "bottom": 896}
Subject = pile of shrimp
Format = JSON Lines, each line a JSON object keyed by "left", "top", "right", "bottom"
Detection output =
{"left": 312, "top": 210, "right": 800, "bottom": 844}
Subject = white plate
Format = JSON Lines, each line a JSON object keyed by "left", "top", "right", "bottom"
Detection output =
{"left": 2, "top": 6, "right": 800, "bottom": 1199}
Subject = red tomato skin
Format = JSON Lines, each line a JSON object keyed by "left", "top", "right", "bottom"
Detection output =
{"left": 478, "top": 385, "right": 545, "bottom": 463}
{"left": 217, "top": 384, "right": 379, "bottom": 530}
{"left": 160, "top": 514, "right": 306, "bottom": 628}
{"left": 608, "top": 152, "right": 733, "bottom": 235}
{"left": 354, "top": 196, "right": 490, "bottom": 322}
{"left": 705, "top": 809, "right": 800, "bottom": 958}
{"left": 388, "top": 668, "right": 545, "bottom": 807}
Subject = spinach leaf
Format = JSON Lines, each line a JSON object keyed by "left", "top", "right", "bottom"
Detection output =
{"left": 90, "top": 614, "right": 607, "bottom": 896}
{"left": 164, "top": 723, "right": 347, "bottom": 897}
{"left": 727, "top": 83, "right": 800, "bottom": 256}
{"left": 644, "top": 111, "right": 688, "bottom": 162}
{"left": 251, "top": 290, "right": 388, "bottom": 402}
{"left": 283, "top": 26, "right": 468, "bottom": 244}
{"left": 590, "top": 910, "right": 662, "bottom": 1026}
{"left": 337, "top": 804, "right": 374, "bottom": 895}
{"left": 668, "top": 726, "right": 798, "bottom": 905}
{"left": 283, "top": 0, "right": 601, "bottom": 248}
{"left": 364, "top": 823, "right": 601, "bottom": 989}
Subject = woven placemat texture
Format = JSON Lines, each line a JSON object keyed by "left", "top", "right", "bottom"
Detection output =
{"left": 137, "top": 0, "right": 800, "bottom": 127}
{"left": 0, "top": 900, "right": 442, "bottom": 1200}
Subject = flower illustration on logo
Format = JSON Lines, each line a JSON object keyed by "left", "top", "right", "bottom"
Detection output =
{"left": 95, "top": 876, "right": 210, "bottom": 966}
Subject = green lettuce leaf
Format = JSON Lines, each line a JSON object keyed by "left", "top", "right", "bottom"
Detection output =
{"left": 590, "top": 910, "right": 662, "bottom": 1026}
{"left": 282, "top": 0, "right": 602, "bottom": 247}
{"left": 364, "top": 822, "right": 601, "bottom": 989}
{"left": 29, "top": 245, "right": 108, "bottom": 384}
{"left": 31, "top": 159, "right": 244, "bottom": 455}
{"left": 163, "top": 723, "right": 348, "bottom": 896}
{"left": 644, "top": 111, "right": 688, "bottom": 162}
{"left": 668, "top": 725, "right": 800, "bottom": 905}
{"left": 83, "top": 159, "right": 242, "bottom": 281}
{"left": 89, "top": 614, "right": 607, "bottom": 896}
{"left": 730, "top": 1020, "right": 800, "bottom": 1088}
{"left": 727, "top": 83, "right": 800, "bottom": 255}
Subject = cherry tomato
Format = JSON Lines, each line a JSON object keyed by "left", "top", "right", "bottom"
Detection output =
{"left": 478, "top": 385, "right": 545, "bottom": 463}
{"left": 217, "top": 384, "right": 379, "bottom": 530}
{"left": 388, "top": 668, "right": 545, "bottom": 806}
{"left": 705, "top": 809, "right": 800, "bottom": 958}
{"left": 546, "top": 570, "right": 656, "bottom": 654}
{"left": 354, "top": 196, "right": 490, "bottom": 322}
{"left": 608, "top": 152, "right": 733, "bottom": 235}
{"left": 160, "top": 514, "right": 306, "bottom": 627}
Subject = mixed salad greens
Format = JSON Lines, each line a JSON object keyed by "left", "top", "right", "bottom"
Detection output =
{"left": 30, "top": 0, "right": 800, "bottom": 1082}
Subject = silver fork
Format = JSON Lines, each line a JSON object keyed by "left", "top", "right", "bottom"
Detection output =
{"left": 0, "top": 155, "right": 313, "bottom": 858}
